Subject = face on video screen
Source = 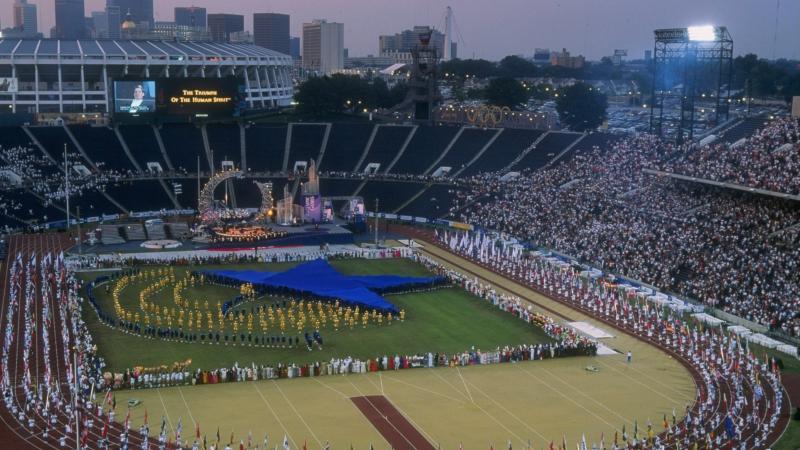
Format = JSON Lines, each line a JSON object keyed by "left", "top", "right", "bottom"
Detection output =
{"left": 115, "top": 80, "right": 156, "bottom": 114}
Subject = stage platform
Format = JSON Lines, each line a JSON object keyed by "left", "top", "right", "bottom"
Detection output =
{"left": 75, "top": 222, "right": 354, "bottom": 256}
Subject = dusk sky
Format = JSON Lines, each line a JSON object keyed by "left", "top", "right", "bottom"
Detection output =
{"left": 3, "top": 0, "right": 799, "bottom": 61}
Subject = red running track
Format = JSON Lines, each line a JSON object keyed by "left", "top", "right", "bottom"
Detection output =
{"left": 351, "top": 395, "right": 435, "bottom": 450}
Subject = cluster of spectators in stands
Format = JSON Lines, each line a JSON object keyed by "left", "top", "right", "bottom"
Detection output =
{"left": 658, "top": 117, "right": 800, "bottom": 195}
{"left": 457, "top": 128, "right": 800, "bottom": 336}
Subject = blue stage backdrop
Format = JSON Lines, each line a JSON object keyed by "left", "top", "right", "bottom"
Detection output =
{"left": 203, "top": 259, "right": 445, "bottom": 313}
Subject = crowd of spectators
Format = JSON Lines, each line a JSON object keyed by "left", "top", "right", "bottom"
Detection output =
{"left": 657, "top": 117, "right": 800, "bottom": 195}
{"left": 456, "top": 128, "right": 800, "bottom": 336}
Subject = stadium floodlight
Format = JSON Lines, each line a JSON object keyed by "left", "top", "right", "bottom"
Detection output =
{"left": 688, "top": 25, "right": 716, "bottom": 41}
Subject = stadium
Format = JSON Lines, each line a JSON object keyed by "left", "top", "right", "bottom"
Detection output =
{"left": 0, "top": 38, "right": 294, "bottom": 114}
{"left": 0, "top": 5, "right": 799, "bottom": 450}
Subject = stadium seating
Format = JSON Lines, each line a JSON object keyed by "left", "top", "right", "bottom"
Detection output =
{"left": 120, "top": 223, "right": 146, "bottom": 240}
{"left": 358, "top": 180, "right": 425, "bottom": 213}
{"left": 318, "top": 178, "right": 361, "bottom": 198}
{"left": 70, "top": 188, "right": 124, "bottom": 216}
{"left": 207, "top": 123, "right": 242, "bottom": 169}
{"left": 718, "top": 116, "right": 768, "bottom": 144}
{"left": 458, "top": 128, "right": 544, "bottom": 176}
{"left": 0, "top": 126, "right": 34, "bottom": 148}
{"left": 389, "top": 125, "right": 458, "bottom": 175}
{"left": 100, "top": 223, "right": 125, "bottom": 244}
{"left": 69, "top": 125, "right": 138, "bottom": 173}
{"left": 103, "top": 179, "right": 174, "bottom": 212}
{"left": 27, "top": 126, "right": 90, "bottom": 165}
{"left": 145, "top": 222, "right": 166, "bottom": 239}
{"left": 357, "top": 125, "right": 413, "bottom": 172}
{"left": 317, "top": 123, "right": 374, "bottom": 172}
{"left": 554, "top": 132, "right": 621, "bottom": 164}
{"left": 396, "top": 183, "right": 457, "bottom": 218}
{"left": 232, "top": 178, "right": 266, "bottom": 208}
{"left": 245, "top": 124, "right": 287, "bottom": 172}
{"left": 160, "top": 124, "right": 209, "bottom": 172}
{"left": 119, "top": 125, "right": 171, "bottom": 170}
{"left": 510, "top": 132, "right": 581, "bottom": 170}
{"left": 166, "top": 221, "right": 190, "bottom": 239}
{"left": 433, "top": 128, "right": 496, "bottom": 174}
{"left": 288, "top": 124, "right": 326, "bottom": 167}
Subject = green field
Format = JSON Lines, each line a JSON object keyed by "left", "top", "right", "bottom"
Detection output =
{"left": 79, "top": 258, "right": 553, "bottom": 371}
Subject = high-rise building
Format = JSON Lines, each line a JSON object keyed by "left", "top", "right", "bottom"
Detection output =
{"left": 379, "top": 26, "right": 445, "bottom": 56}
{"left": 253, "top": 13, "right": 290, "bottom": 54}
{"left": 549, "top": 48, "right": 585, "bottom": 69}
{"left": 289, "top": 37, "right": 300, "bottom": 59}
{"left": 175, "top": 6, "right": 206, "bottom": 29}
{"left": 54, "top": 0, "right": 86, "bottom": 39}
{"left": 302, "top": 20, "right": 344, "bottom": 74}
{"left": 91, "top": 6, "right": 120, "bottom": 38}
{"left": 106, "top": 0, "right": 153, "bottom": 27}
{"left": 13, "top": 0, "right": 38, "bottom": 35}
{"left": 207, "top": 13, "right": 244, "bottom": 42}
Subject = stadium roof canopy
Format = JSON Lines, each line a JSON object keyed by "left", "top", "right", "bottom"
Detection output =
{"left": 0, "top": 38, "right": 292, "bottom": 62}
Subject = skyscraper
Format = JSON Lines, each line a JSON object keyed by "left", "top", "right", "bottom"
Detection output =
{"left": 253, "top": 13, "right": 290, "bottom": 54}
{"left": 54, "top": 0, "right": 86, "bottom": 39}
{"left": 289, "top": 37, "right": 300, "bottom": 59}
{"left": 106, "top": 0, "right": 153, "bottom": 27}
{"left": 175, "top": 6, "right": 206, "bottom": 29}
{"left": 302, "top": 20, "right": 344, "bottom": 74}
{"left": 207, "top": 14, "right": 244, "bottom": 42}
{"left": 91, "top": 6, "right": 120, "bottom": 38}
{"left": 13, "top": 0, "right": 38, "bottom": 35}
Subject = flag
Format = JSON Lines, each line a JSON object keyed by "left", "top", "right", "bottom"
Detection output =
{"left": 240, "top": 440, "right": 245, "bottom": 450}
{"left": 216, "top": 427, "right": 221, "bottom": 443}
{"left": 144, "top": 409, "right": 149, "bottom": 426}
{"left": 124, "top": 409, "right": 130, "bottom": 430}
{"left": 176, "top": 417, "right": 183, "bottom": 443}
{"left": 303, "top": 439, "right": 308, "bottom": 450}
{"left": 196, "top": 422, "right": 201, "bottom": 439}
{"left": 230, "top": 430, "right": 235, "bottom": 445}
{"left": 283, "top": 435, "right": 290, "bottom": 450}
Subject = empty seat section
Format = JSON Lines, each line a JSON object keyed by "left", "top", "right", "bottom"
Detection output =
{"left": 397, "top": 184, "right": 457, "bottom": 218}
{"left": 28, "top": 126, "right": 90, "bottom": 165}
{"left": 145, "top": 223, "right": 166, "bottom": 239}
{"left": 358, "top": 126, "right": 412, "bottom": 172}
{"left": 160, "top": 124, "right": 208, "bottom": 172}
{"left": 121, "top": 223, "right": 146, "bottom": 240}
{"left": 69, "top": 125, "right": 136, "bottom": 173}
{"left": 390, "top": 125, "right": 459, "bottom": 175}
{"left": 288, "top": 124, "right": 326, "bottom": 166}
{"left": 245, "top": 125, "right": 287, "bottom": 172}
{"left": 511, "top": 132, "right": 580, "bottom": 170}
{"left": 319, "top": 179, "right": 360, "bottom": 198}
{"left": 0, "top": 126, "right": 35, "bottom": 148}
{"left": 167, "top": 177, "right": 206, "bottom": 211}
{"left": 719, "top": 117, "right": 768, "bottom": 144}
{"left": 166, "top": 222, "right": 190, "bottom": 239}
{"left": 71, "top": 188, "right": 123, "bottom": 216}
{"left": 232, "top": 178, "right": 266, "bottom": 208}
{"left": 434, "top": 128, "right": 495, "bottom": 173}
{"left": 358, "top": 180, "right": 424, "bottom": 213}
{"left": 100, "top": 224, "right": 125, "bottom": 244}
{"left": 207, "top": 124, "right": 241, "bottom": 169}
{"left": 458, "top": 129, "right": 544, "bottom": 176}
{"left": 14, "top": 191, "right": 63, "bottom": 224}
{"left": 318, "top": 124, "right": 374, "bottom": 172}
{"left": 119, "top": 125, "right": 169, "bottom": 169}
{"left": 104, "top": 180, "right": 173, "bottom": 212}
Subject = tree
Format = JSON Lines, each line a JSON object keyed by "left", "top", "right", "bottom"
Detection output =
{"left": 556, "top": 83, "right": 608, "bottom": 131}
{"left": 484, "top": 77, "right": 529, "bottom": 109}
{"left": 497, "top": 55, "right": 537, "bottom": 78}
{"left": 439, "top": 58, "right": 497, "bottom": 79}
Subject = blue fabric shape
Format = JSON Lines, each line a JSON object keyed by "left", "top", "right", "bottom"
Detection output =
{"left": 204, "top": 259, "right": 443, "bottom": 313}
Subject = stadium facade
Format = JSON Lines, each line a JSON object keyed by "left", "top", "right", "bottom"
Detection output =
{"left": 0, "top": 38, "right": 294, "bottom": 114}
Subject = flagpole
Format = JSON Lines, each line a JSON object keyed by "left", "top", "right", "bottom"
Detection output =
{"left": 73, "top": 350, "right": 79, "bottom": 450}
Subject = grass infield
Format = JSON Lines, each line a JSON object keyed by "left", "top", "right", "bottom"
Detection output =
{"left": 79, "top": 258, "right": 553, "bottom": 371}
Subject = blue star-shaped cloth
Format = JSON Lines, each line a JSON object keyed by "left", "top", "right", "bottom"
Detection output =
{"left": 205, "top": 259, "right": 443, "bottom": 313}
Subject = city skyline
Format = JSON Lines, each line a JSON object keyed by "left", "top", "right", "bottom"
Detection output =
{"left": 2, "top": 0, "right": 799, "bottom": 61}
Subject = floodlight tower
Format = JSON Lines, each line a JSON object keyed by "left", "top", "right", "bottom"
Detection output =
{"left": 443, "top": 6, "right": 453, "bottom": 61}
{"left": 650, "top": 26, "right": 733, "bottom": 144}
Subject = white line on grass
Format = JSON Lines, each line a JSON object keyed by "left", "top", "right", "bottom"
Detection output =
{"left": 155, "top": 388, "right": 175, "bottom": 434}
{"left": 427, "top": 368, "right": 471, "bottom": 402}
{"left": 539, "top": 367, "right": 633, "bottom": 425}
{"left": 176, "top": 387, "right": 197, "bottom": 428}
{"left": 592, "top": 359, "right": 693, "bottom": 404}
{"left": 517, "top": 365, "right": 619, "bottom": 433}
{"left": 464, "top": 376, "right": 547, "bottom": 445}
{"left": 455, "top": 367, "right": 474, "bottom": 404}
{"left": 251, "top": 381, "right": 297, "bottom": 450}
{"left": 311, "top": 377, "right": 350, "bottom": 400}
{"left": 381, "top": 373, "right": 467, "bottom": 405}
{"left": 597, "top": 358, "right": 696, "bottom": 401}
{"left": 271, "top": 380, "right": 323, "bottom": 449}
{"left": 379, "top": 372, "right": 384, "bottom": 395}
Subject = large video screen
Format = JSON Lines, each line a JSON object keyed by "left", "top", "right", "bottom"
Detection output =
{"left": 112, "top": 77, "right": 241, "bottom": 121}
{"left": 159, "top": 78, "right": 239, "bottom": 118}
{"left": 114, "top": 80, "right": 157, "bottom": 114}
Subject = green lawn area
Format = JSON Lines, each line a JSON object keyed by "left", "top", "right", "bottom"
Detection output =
{"left": 79, "top": 258, "right": 553, "bottom": 372}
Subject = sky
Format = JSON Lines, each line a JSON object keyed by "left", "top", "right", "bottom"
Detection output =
{"left": 3, "top": 0, "right": 799, "bottom": 61}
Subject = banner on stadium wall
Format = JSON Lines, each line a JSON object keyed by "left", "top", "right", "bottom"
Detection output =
{"left": 399, "top": 215, "right": 412, "bottom": 221}
{"left": 448, "top": 221, "right": 473, "bottom": 231}
{"left": 413, "top": 217, "right": 428, "bottom": 223}
{"left": 0, "top": 78, "right": 18, "bottom": 93}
